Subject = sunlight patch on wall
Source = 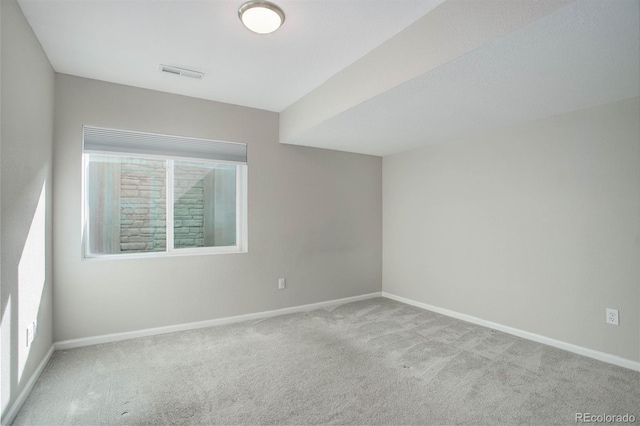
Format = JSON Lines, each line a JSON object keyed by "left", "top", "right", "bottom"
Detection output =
{"left": 1, "top": 295, "right": 11, "bottom": 416}
{"left": 18, "top": 183, "right": 46, "bottom": 382}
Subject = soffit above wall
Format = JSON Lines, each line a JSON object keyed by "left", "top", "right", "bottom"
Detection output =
{"left": 280, "top": 0, "right": 640, "bottom": 157}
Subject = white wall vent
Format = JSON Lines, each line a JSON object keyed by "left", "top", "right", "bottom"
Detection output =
{"left": 159, "top": 64, "right": 204, "bottom": 80}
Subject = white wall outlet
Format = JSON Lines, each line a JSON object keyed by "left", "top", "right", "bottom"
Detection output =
{"left": 606, "top": 308, "right": 619, "bottom": 325}
{"left": 26, "top": 324, "right": 33, "bottom": 347}
{"left": 25, "top": 320, "right": 38, "bottom": 347}
{"left": 278, "top": 278, "right": 286, "bottom": 290}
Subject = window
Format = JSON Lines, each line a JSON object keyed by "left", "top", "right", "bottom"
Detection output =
{"left": 82, "top": 126, "right": 247, "bottom": 258}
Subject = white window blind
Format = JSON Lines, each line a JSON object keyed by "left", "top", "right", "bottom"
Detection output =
{"left": 83, "top": 126, "right": 247, "bottom": 164}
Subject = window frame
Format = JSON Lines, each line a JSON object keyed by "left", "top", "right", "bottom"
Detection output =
{"left": 81, "top": 149, "right": 248, "bottom": 260}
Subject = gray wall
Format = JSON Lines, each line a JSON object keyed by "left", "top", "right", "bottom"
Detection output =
{"left": 0, "top": 0, "right": 55, "bottom": 419}
{"left": 53, "top": 74, "right": 382, "bottom": 341}
{"left": 383, "top": 98, "right": 640, "bottom": 362}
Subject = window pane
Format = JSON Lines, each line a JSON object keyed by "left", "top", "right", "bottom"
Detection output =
{"left": 174, "top": 161, "right": 236, "bottom": 248}
{"left": 87, "top": 155, "right": 166, "bottom": 254}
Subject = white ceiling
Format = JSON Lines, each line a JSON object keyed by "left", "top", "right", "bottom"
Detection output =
{"left": 17, "top": 0, "right": 445, "bottom": 112}
{"left": 17, "top": 0, "right": 640, "bottom": 157}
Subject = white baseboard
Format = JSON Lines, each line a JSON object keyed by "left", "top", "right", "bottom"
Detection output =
{"left": 1, "top": 345, "right": 55, "bottom": 426}
{"left": 55, "top": 292, "right": 383, "bottom": 351}
{"left": 381, "top": 292, "right": 640, "bottom": 372}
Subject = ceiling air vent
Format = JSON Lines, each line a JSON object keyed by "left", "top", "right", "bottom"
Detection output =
{"left": 159, "top": 65, "right": 204, "bottom": 80}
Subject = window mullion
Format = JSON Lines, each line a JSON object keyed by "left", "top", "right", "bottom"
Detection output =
{"left": 236, "top": 166, "right": 243, "bottom": 250}
{"left": 166, "top": 159, "right": 174, "bottom": 252}
{"left": 82, "top": 154, "right": 91, "bottom": 256}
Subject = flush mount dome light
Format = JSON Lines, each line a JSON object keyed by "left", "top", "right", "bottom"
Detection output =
{"left": 238, "top": 1, "right": 285, "bottom": 34}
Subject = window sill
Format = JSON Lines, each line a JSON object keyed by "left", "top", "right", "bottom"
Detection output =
{"left": 82, "top": 247, "right": 248, "bottom": 261}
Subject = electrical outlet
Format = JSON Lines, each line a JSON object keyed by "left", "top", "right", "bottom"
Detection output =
{"left": 606, "top": 308, "right": 619, "bottom": 325}
{"left": 25, "top": 320, "right": 38, "bottom": 347}
{"left": 278, "top": 278, "right": 286, "bottom": 290}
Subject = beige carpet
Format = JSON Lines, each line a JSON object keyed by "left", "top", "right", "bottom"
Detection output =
{"left": 14, "top": 298, "right": 640, "bottom": 425}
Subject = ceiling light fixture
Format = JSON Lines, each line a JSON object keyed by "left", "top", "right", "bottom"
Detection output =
{"left": 238, "top": 1, "right": 285, "bottom": 34}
